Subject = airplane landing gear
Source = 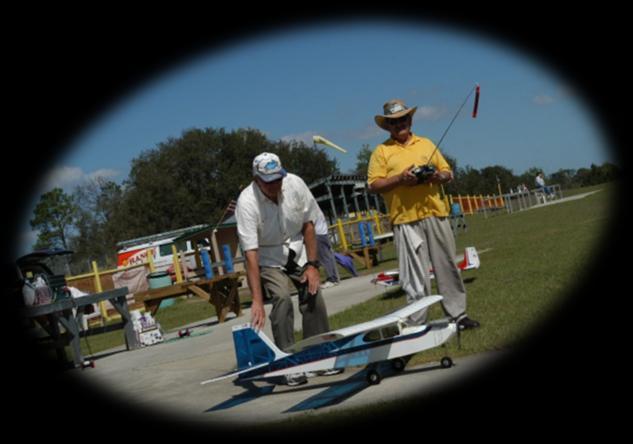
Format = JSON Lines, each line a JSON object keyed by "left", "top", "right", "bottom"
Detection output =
{"left": 391, "top": 357, "right": 406, "bottom": 372}
{"left": 440, "top": 356, "right": 453, "bottom": 368}
{"left": 366, "top": 368, "right": 382, "bottom": 385}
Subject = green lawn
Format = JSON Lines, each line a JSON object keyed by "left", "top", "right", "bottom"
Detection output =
{"left": 73, "top": 183, "right": 613, "bottom": 361}
{"left": 300, "top": 183, "right": 613, "bottom": 364}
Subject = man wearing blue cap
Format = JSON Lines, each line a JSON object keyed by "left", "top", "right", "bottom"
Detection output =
{"left": 235, "top": 152, "right": 338, "bottom": 386}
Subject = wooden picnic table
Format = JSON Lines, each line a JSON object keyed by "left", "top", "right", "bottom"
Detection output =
{"left": 345, "top": 245, "right": 380, "bottom": 270}
{"left": 134, "top": 272, "right": 244, "bottom": 322}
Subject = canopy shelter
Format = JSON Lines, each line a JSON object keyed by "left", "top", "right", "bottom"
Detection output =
{"left": 170, "top": 215, "right": 242, "bottom": 276}
{"left": 308, "top": 174, "right": 386, "bottom": 223}
{"left": 116, "top": 225, "right": 207, "bottom": 251}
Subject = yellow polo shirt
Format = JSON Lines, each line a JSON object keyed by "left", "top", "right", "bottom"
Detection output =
{"left": 367, "top": 133, "right": 451, "bottom": 225}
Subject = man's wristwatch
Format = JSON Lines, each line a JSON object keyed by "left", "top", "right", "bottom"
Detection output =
{"left": 305, "top": 260, "right": 321, "bottom": 270}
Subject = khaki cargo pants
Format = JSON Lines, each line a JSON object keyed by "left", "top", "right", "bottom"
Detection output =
{"left": 259, "top": 266, "right": 330, "bottom": 351}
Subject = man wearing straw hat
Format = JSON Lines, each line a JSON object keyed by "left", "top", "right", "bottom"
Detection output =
{"left": 367, "top": 99, "right": 480, "bottom": 331}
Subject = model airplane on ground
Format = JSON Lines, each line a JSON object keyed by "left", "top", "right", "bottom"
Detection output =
{"left": 372, "top": 246, "right": 481, "bottom": 287}
{"left": 201, "top": 295, "right": 457, "bottom": 386}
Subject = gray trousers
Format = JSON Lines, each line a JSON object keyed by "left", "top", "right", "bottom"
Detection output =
{"left": 259, "top": 266, "right": 330, "bottom": 351}
{"left": 394, "top": 217, "right": 467, "bottom": 322}
{"left": 317, "top": 234, "right": 339, "bottom": 283}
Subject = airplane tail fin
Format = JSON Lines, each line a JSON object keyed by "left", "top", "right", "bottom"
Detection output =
{"left": 232, "top": 324, "right": 288, "bottom": 370}
{"left": 458, "top": 246, "right": 480, "bottom": 270}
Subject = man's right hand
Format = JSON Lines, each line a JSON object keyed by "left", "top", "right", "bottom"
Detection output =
{"left": 368, "top": 164, "right": 417, "bottom": 194}
{"left": 244, "top": 249, "right": 266, "bottom": 331}
{"left": 250, "top": 299, "right": 266, "bottom": 331}
{"left": 400, "top": 164, "right": 418, "bottom": 186}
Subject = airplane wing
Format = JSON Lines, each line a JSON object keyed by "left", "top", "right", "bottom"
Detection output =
{"left": 200, "top": 361, "right": 270, "bottom": 385}
{"left": 382, "top": 295, "right": 443, "bottom": 319}
{"left": 285, "top": 332, "right": 347, "bottom": 353}
{"left": 331, "top": 316, "right": 403, "bottom": 337}
{"left": 290, "top": 295, "right": 445, "bottom": 351}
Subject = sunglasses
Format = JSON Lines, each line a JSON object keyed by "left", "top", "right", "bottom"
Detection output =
{"left": 387, "top": 115, "right": 410, "bottom": 126}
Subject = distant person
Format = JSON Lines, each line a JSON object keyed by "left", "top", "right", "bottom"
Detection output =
{"left": 235, "top": 152, "right": 340, "bottom": 386}
{"left": 315, "top": 208, "right": 340, "bottom": 289}
{"left": 367, "top": 99, "right": 480, "bottom": 330}
{"left": 535, "top": 172, "right": 554, "bottom": 198}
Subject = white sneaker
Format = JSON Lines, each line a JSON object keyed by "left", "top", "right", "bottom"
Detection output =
{"left": 318, "top": 368, "right": 344, "bottom": 376}
{"left": 284, "top": 373, "right": 308, "bottom": 386}
{"left": 306, "top": 368, "right": 344, "bottom": 377}
{"left": 320, "top": 281, "right": 336, "bottom": 289}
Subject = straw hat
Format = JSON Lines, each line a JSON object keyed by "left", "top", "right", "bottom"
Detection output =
{"left": 374, "top": 99, "right": 417, "bottom": 131}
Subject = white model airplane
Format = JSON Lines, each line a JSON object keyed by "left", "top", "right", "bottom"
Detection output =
{"left": 201, "top": 295, "right": 457, "bottom": 386}
{"left": 372, "top": 246, "right": 481, "bottom": 287}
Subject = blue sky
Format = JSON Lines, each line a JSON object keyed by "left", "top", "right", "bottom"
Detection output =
{"left": 22, "top": 19, "right": 612, "bottom": 254}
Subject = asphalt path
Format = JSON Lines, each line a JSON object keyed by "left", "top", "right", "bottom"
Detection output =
{"left": 71, "top": 272, "right": 503, "bottom": 428}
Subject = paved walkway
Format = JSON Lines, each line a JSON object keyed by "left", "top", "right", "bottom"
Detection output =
{"left": 75, "top": 272, "right": 499, "bottom": 427}
{"left": 527, "top": 189, "right": 601, "bottom": 210}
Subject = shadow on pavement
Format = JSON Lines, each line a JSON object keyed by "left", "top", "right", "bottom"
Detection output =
{"left": 203, "top": 360, "right": 448, "bottom": 414}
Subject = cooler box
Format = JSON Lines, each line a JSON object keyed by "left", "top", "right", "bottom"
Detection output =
{"left": 147, "top": 271, "right": 175, "bottom": 308}
{"left": 147, "top": 271, "right": 171, "bottom": 289}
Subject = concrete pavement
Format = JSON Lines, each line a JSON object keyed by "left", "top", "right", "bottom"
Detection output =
{"left": 74, "top": 271, "right": 500, "bottom": 427}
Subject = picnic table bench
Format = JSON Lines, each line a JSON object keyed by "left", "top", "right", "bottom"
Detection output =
{"left": 133, "top": 272, "right": 244, "bottom": 322}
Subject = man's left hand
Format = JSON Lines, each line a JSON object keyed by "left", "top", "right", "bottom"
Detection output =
{"left": 300, "top": 265, "right": 321, "bottom": 296}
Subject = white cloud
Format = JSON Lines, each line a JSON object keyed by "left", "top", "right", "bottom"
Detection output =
{"left": 280, "top": 131, "right": 318, "bottom": 146}
{"left": 17, "top": 229, "right": 39, "bottom": 257}
{"left": 20, "top": 166, "right": 122, "bottom": 257}
{"left": 533, "top": 94, "right": 555, "bottom": 105}
{"left": 556, "top": 84, "right": 576, "bottom": 99}
{"left": 43, "top": 166, "right": 84, "bottom": 189}
{"left": 40, "top": 166, "right": 121, "bottom": 193}
{"left": 353, "top": 125, "right": 383, "bottom": 141}
{"left": 87, "top": 168, "right": 120, "bottom": 181}
{"left": 414, "top": 105, "right": 445, "bottom": 121}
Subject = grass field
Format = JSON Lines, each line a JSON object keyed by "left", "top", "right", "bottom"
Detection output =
{"left": 301, "top": 183, "right": 613, "bottom": 365}
{"left": 72, "top": 183, "right": 614, "bottom": 361}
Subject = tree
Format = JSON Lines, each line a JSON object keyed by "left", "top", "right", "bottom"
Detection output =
{"left": 352, "top": 144, "right": 373, "bottom": 175}
{"left": 479, "top": 165, "right": 515, "bottom": 195}
{"left": 70, "top": 178, "right": 125, "bottom": 268}
{"left": 550, "top": 168, "right": 577, "bottom": 189}
{"left": 30, "top": 188, "right": 77, "bottom": 250}
{"left": 516, "top": 167, "right": 544, "bottom": 190}
{"left": 449, "top": 165, "right": 481, "bottom": 195}
{"left": 119, "top": 127, "right": 339, "bottom": 239}
{"left": 276, "top": 140, "right": 339, "bottom": 184}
